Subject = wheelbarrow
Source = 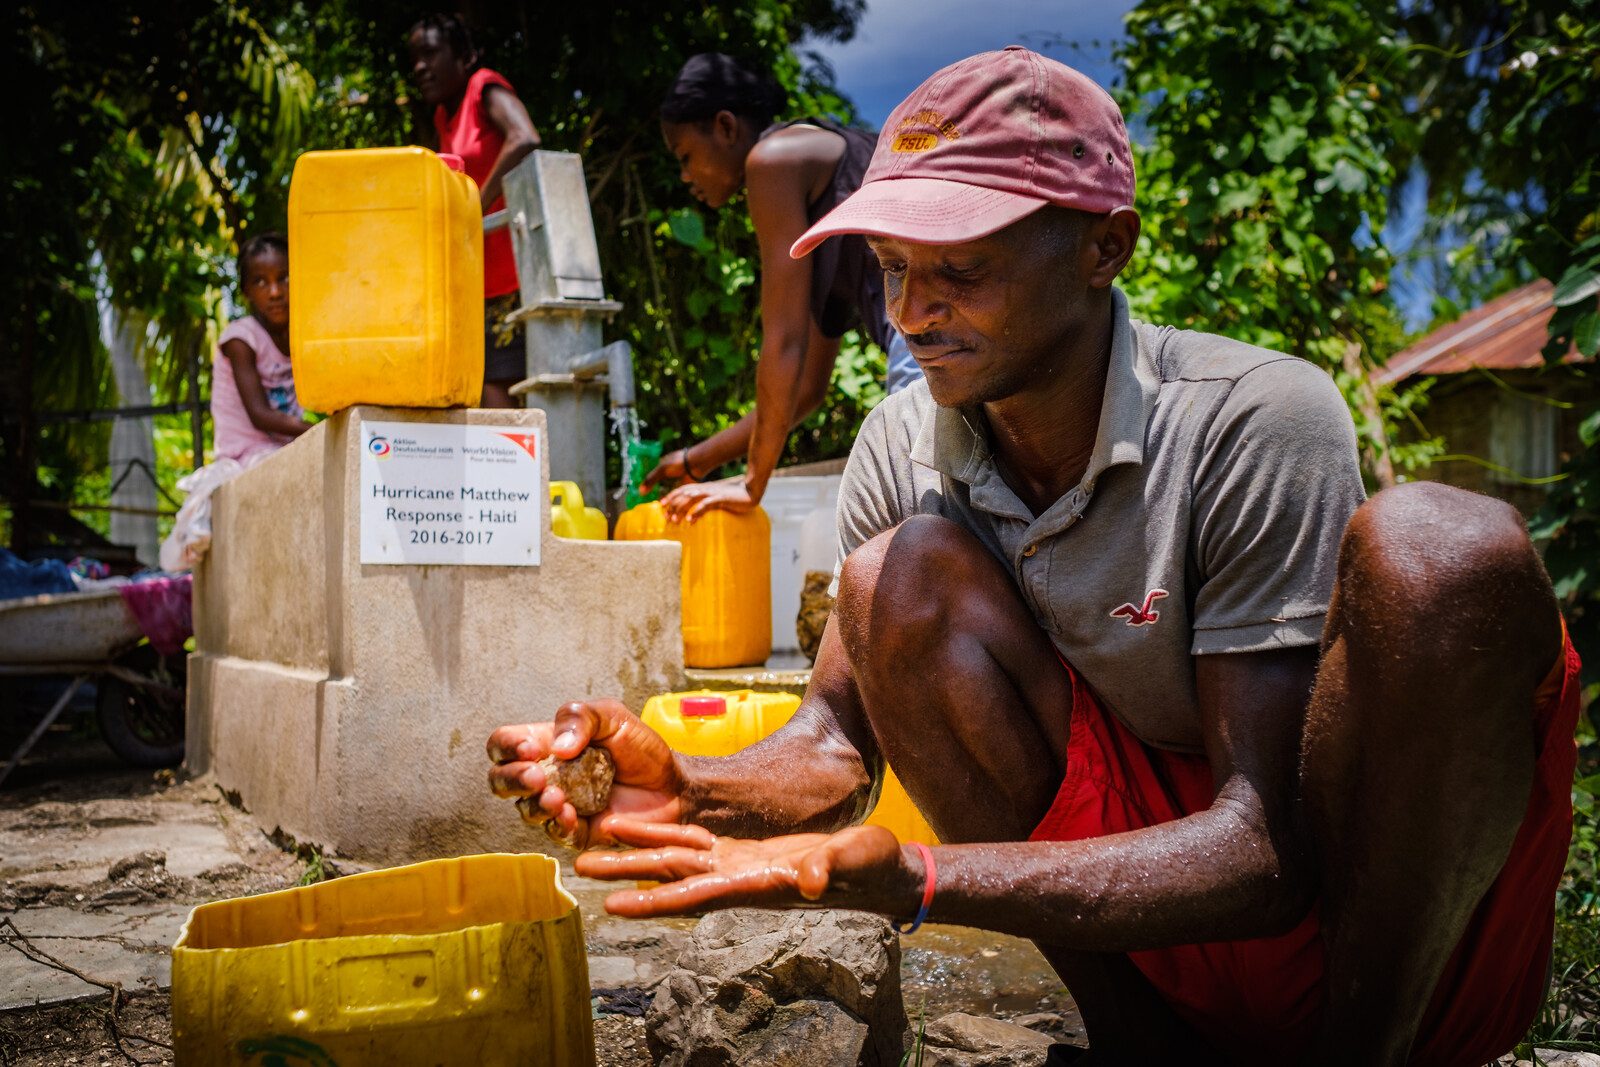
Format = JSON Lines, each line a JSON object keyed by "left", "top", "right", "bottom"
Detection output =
{"left": 0, "top": 584, "right": 187, "bottom": 784}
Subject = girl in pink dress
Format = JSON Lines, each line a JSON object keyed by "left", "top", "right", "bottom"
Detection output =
{"left": 212, "top": 233, "right": 311, "bottom": 465}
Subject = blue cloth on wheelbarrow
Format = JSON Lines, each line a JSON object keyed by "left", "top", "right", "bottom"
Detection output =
{"left": 0, "top": 549, "right": 76, "bottom": 600}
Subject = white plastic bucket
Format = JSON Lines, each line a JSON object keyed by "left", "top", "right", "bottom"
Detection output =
{"left": 761, "top": 475, "right": 842, "bottom": 653}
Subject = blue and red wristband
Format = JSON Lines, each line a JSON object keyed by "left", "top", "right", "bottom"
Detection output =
{"left": 892, "top": 841, "right": 937, "bottom": 935}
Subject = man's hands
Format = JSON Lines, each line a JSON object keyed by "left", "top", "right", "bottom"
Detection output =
{"left": 574, "top": 819, "right": 920, "bottom": 920}
{"left": 487, "top": 704, "right": 917, "bottom": 922}
{"left": 487, "top": 699, "right": 684, "bottom": 849}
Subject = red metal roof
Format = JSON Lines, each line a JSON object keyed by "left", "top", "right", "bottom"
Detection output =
{"left": 1377, "top": 279, "right": 1584, "bottom": 384}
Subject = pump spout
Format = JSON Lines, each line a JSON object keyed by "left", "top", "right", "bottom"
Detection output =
{"left": 563, "top": 339, "right": 635, "bottom": 408}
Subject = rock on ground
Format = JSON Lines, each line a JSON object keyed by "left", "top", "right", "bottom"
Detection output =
{"left": 1529, "top": 1053, "right": 1600, "bottom": 1067}
{"left": 646, "top": 908, "right": 907, "bottom": 1067}
{"left": 919, "top": 1012, "right": 1058, "bottom": 1067}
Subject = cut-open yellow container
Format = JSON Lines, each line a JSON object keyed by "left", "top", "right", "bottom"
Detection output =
{"left": 172, "top": 853, "right": 593, "bottom": 1066}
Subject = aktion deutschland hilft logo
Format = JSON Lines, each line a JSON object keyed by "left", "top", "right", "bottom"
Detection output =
{"left": 367, "top": 435, "right": 391, "bottom": 459}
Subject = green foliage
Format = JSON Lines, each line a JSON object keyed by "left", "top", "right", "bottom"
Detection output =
{"left": 1394, "top": 4, "right": 1600, "bottom": 1046}
{"left": 1530, "top": 409, "right": 1600, "bottom": 684}
{"left": 1515, "top": 695, "right": 1600, "bottom": 1052}
{"left": 286, "top": 0, "right": 868, "bottom": 477}
{"left": 4, "top": 0, "right": 865, "bottom": 546}
{"left": 1392, "top": 5, "right": 1600, "bottom": 1048}
{"left": 5, "top": 3, "right": 315, "bottom": 548}
{"left": 1397, "top": 0, "right": 1600, "bottom": 693}
{"left": 897, "top": 996, "right": 927, "bottom": 1067}
{"left": 295, "top": 845, "right": 329, "bottom": 887}
{"left": 1114, "top": 0, "right": 1430, "bottom": 482}
{"left": 1550, "top": 236, "right": 1600, "bottom": 362}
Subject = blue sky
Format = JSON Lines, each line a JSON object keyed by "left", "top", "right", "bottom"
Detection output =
{"left": 803, "top": 0, "right": 1138, "bottom": 129}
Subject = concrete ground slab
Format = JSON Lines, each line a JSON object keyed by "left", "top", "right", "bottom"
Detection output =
{"left": 0, "top": 903, "right": 190, "bottom": 1009}
{"left": 0, "top": 795, "right": 234, "bottom": 886}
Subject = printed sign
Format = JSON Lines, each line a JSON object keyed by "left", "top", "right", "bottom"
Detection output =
{"left": 358, "top": 421, "right": 542, "bottom": 566}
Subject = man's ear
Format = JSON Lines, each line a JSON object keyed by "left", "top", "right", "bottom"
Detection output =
{"left": 1086, "top": 207, "right": 1141, "bottom": 289}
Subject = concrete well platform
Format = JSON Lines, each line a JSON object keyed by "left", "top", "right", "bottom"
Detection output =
{"left": 187, "top": 406, "right": 685, "bottom": 863}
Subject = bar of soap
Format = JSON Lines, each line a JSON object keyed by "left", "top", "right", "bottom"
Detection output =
{"left": 536, "top": 747, "right": 615, "bottom": 816}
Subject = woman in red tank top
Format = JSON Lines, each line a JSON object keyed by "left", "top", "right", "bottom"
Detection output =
{"left": 408, "top": 15, "right": 541, "bottom": 408}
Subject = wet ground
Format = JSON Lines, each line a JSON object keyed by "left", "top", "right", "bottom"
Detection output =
{"left": 0, "top": 680, "right": 1080, "bottom": 1064}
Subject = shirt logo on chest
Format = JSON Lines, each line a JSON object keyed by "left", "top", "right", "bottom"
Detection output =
{"left": 1110, "top": 589, "right": 1168, "bottom": 627}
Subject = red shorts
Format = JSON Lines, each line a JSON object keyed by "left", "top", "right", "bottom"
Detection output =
{"left": 1030, "top": 634, "right": 1583, "bottom": 1067}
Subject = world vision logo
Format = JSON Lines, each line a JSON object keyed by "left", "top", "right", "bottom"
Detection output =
{"left": 497, "top": 432, "right": 539, "bottom": 460}
{"left": 891, "top": 109, "right": 961, "bottom": 153}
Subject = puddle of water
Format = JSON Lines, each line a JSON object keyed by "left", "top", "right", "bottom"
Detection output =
{"left": 899, "top": 923, "right": 1080, "bottom": 1033}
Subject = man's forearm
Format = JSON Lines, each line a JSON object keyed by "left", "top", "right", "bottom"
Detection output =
{"left": 677, "top": 621, "right": 881, "bottom": 837}
{"left": 675, "top": 706, "right": 874, "bottom": 837}
{"left": 924, "top": 797, "right": 1316, "bottom": 951}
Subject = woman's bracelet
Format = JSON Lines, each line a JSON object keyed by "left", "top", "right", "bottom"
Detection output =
{"left": 682, "top": 444, "right": 703, "bottom": 482}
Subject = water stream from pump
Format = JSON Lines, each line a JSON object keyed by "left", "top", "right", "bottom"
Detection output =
{"left": 611, "top": 405, "right": 645, "bottom": 501}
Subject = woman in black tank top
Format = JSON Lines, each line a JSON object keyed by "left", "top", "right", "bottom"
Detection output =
{"left": 643, "top": 54, "right": 920, "bottom": 521}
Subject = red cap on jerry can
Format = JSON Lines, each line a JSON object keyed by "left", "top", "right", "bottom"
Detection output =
{"left": 679, "top": 696, "right": 727, "bottom": 718}
{"left": 438, "top": 153, "right": 465, "bottom": 173}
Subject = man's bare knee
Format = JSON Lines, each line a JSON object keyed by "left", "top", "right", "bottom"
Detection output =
{"left": 835, "top": 515, "right": 1000, "bottom": 661}
{"left": 1336, "top": 482, "right": 1559, "bottom": 676}
{"left": 837, "top": 515, "right": 991, "bottom": 608}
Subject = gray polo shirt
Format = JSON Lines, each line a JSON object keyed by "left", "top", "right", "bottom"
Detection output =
{"left": 834, "top": 288, "right": 1366, "bottom": 754}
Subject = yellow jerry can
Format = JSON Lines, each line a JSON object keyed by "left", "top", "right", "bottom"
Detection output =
{"left": 639, "top": 688, "right": 802, "bottom": 756}
{"left": 171, "top": 853, "right": 594, "bottom": 1066}
{"left": 288, "top": 146, "right": 485, "bottom": 412}
{"left": 550, "top": 481, "right": 607, "bottom": 540}
{"left": 615, "top": 502, "right": 772, "bottom": 669}
{"left": 638, "top": 688, "right": 937, "bottom": 844}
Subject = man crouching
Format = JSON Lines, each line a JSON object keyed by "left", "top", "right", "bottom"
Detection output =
{"left": 488, "top": 47, "right": 1579, "bottom": 1066}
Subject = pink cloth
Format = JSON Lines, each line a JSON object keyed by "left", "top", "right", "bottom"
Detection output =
{"left": 212, "top": 315, "right": 302, "bottom": 464}
{"left": 117, "top": 574, "right": 193, "bottom": 656}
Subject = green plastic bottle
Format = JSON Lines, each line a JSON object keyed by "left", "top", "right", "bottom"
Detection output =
{"left": 624, "top": 438, "right": 663, "bottom": 509}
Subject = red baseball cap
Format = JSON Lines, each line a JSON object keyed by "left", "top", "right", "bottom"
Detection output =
{"left": 791, "top": 47, "right": 1135, "bottom": 258}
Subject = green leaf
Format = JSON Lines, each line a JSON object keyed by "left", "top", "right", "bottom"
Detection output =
{"left": 1260, "top": 122, "right": 1306, "bottom": 163}
{"left": 1321, "top": 158, "right": 1368, "bottom": 194}
{"left": 1576, "top": 312, "right": 1600, "bottom": 358}
{"left": 666, "top": 208, "right": 705, "bottom": 248}
{"left": 1216, "top": 178, "right": 1263, "bottom": 215}
{"left": 1552, "top": 263, "right": 1600, "bottom": 306}
{"left": 1579, "top": 408, "right": 1600, "bottom": 448}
